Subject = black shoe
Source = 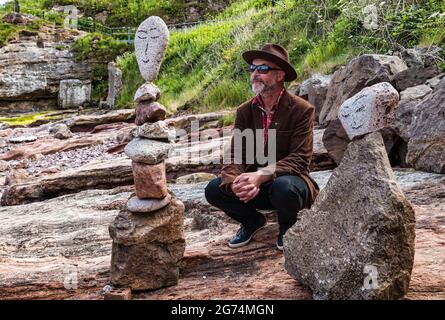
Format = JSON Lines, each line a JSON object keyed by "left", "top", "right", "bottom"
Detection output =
{"left": 276, "top": 230, "right": 285, "bottom": 251}
{"left": 228, "top": 219, "right": 266, "bottom": 248}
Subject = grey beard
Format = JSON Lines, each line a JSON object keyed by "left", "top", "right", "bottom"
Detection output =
{"left": 252, "top": 81, "right": 279, "bottom": 96}
{"left": 251, "top": 82, "right": 266, "bottom": 94}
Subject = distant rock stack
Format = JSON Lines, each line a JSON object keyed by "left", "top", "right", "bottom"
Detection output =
{"left": 109, "top": 16, "right": 185, "bottom": 291}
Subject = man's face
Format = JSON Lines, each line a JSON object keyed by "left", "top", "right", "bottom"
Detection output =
{"left": 250, "top": 58, "right": 285, "bottom": 95}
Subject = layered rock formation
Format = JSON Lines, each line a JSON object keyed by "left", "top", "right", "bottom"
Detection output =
{"left": 0, "top": 17, "right": 92, "bottom": 113}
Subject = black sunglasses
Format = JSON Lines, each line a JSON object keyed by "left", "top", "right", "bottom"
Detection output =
{"left": 248, "top": 64, "right": 282, "bottom": 74}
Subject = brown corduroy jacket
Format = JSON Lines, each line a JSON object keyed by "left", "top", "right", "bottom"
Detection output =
{"left": 219, "top": 89, "right": 320, "bottom": 207}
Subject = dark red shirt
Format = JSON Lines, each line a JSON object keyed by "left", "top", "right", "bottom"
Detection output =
{"left": 251, "top": 88, "right": 285, "bottom": 145}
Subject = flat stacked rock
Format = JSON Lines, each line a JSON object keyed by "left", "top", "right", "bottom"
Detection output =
{"left": 109, "top": 16, "right": 184, "bottom": 291}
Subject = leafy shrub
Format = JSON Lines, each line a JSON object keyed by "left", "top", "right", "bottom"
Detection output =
{"left": 72, "top": 32, "right": 130, "bottom": 104}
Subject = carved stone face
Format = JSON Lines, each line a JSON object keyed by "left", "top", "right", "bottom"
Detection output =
{"left": 339, "top": 82, "right": 399, "bottom": 140}
{"left": 135, "top": 16, "right": 169, "bottom": 82}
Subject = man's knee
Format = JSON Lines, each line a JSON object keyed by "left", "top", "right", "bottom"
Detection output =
{"left": 268, "top": 175, "right": 308, "bottom": 210}
{"left": 204, "top": 177, "right": 223, "bottom": 205}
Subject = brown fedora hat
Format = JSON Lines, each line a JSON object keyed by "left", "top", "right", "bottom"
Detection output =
{"left": 242, "top": 43, "right": 297, "bottom": 82}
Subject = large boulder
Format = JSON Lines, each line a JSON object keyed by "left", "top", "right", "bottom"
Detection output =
{"left": 284, "top": 132, "right": 416, "bottom": 299}
{"left": 400, "top": 46, "right": 441, "bottom": 68}
{"left": 407, "top": 77, "right": 445, "bottom": 173}
{"left": 308, "top": 74, "right": 332, "bottom": 122}
{"left": 392, "top": 65, "right": 440, "bottom": 92}
{"left": 319, "top": 55, "right": 407, "bottom": 125}
{"left": 58, "top": 79, "right": 91, "bottom": 109}
{"left": 392, "top": 85, "right": 433, "bottom": 143}
{"left": 0, "top": 158, "right": 133, "bottom": 206}
{"left": 109, "top": 196, "right": 185, "bottom": 290}
{"left": 322, "top": 119, "right": 350, "bottom": 165}
{"left": 297, "top": 74, "right": 332, "bottom": 122}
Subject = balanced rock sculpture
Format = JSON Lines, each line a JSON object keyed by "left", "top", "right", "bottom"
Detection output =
{"left": 109, "top": 16, "right": 184, "bottom": 291}
{"left": 284, "top": 83, "right": 416, "bottom": 299}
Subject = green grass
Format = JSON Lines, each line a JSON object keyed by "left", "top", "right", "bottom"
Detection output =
{"left": 72, "top": 32, "right": 130, "bottom": 104}
{"left": 217, "top": 112, "right": 236, "bottom": 127}
{"left": 0, "top": 12, "right": 44, "bottom": 47}
{"left": 3, "top": 0, "right": 231, "bottom": 27}
{"left": 125, "top": 0, "right": 443, "bottom": 113}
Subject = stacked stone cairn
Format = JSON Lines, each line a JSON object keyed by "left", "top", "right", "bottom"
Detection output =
{"left": 108, "top": 16, "right": 185, "bottom": 292}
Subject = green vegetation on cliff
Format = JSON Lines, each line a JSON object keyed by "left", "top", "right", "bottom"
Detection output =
{"left": 1, "top": 0, "right": 231, "bottom": 27}
{"left": 116, "top": 0, "right": 445, "bottom": 113}
{"left": 1, "top": 0, "right": 444, "bottom": 112}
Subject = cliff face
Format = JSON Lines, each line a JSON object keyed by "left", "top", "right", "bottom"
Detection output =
{"left": 0, "top": 15, "right": 92, "bottom": 114}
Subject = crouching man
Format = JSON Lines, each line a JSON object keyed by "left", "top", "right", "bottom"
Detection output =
{"left": 205, "top": 43, "right": 319, "bottom": 251}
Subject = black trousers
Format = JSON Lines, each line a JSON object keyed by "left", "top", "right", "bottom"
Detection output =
{"left": 204, "top": 175, "right": 310, "bottom": 232}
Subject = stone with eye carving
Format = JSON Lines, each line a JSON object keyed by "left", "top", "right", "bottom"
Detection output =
{"left": 135, "top": 16, "right": 169, "bottom": 81}
{"left": 339, "top": 82, "right": 399, "bottom": 140}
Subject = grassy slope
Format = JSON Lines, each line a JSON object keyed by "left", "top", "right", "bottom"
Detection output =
{"left": 116, "top": 0, "right": 445, "bottom": 113}
{"left": 1, "top": 0, "right": 232, "bottom": 26}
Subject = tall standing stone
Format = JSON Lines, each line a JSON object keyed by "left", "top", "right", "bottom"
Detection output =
{"left": 284, "top": 132, "right": 415, "bottom": 299}
{"left": 134, "top": 16, "right": 169, "bottom": 82}
{"left": 105, "top": 62, "right": 123, "bottom": 109}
